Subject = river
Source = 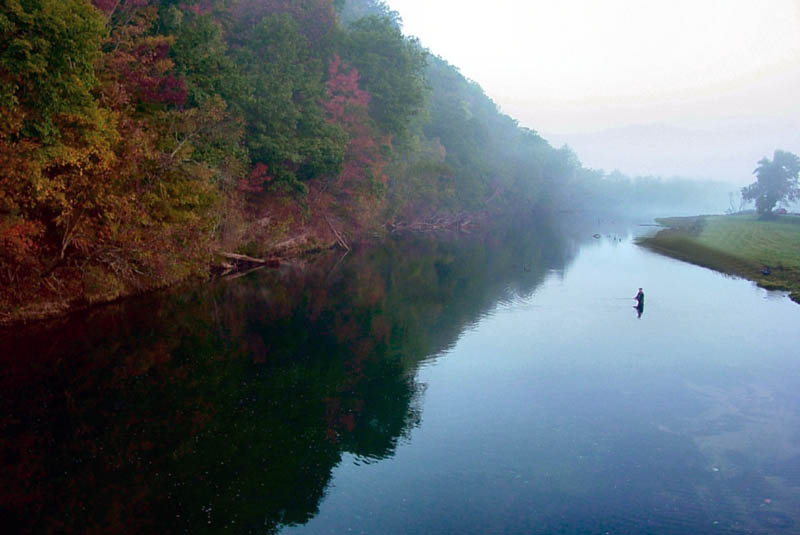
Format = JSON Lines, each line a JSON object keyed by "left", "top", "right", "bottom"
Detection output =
{"left": 2, "top": 214, "right": 799, "bottom": 534}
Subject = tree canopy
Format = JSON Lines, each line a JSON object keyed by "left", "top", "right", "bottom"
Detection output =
{"left": 742, "top": 150, "right": 800, "bottom": 215}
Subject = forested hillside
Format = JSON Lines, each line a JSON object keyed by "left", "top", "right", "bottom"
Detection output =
{"left": 0, "top": 0, "right": 721, "bottom": 322}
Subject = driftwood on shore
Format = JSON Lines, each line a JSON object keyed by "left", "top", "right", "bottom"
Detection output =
{"left": 218, "top": 252, "right": 271, "bottom": 264}
{"left": 219, "top": 252, "right": 284, "bottom": 265}
{"left": 215, "top": 252, "right": 280, "bottom": 277}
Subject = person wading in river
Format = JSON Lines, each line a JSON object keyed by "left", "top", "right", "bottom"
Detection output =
{"left": 634, "top": 287, "right": 645, "bottom": 317}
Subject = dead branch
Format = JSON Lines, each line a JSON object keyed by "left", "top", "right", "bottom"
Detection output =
{"left": 218, "top": 252, "right": 270, "bottom": 264}
{"left": 324, "top": 215, "right": 350, "bottom": 251}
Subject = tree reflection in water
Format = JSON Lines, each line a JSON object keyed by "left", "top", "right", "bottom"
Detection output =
{"left": 0, "top": 214, "right": 575, "bottom": 534}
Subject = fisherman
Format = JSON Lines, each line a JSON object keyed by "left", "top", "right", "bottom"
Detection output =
{"left": 634, "top": 287, "right": 645, "bottom": 318}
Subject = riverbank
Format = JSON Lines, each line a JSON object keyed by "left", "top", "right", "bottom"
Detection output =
{"left": 0, "top": 200, "right": 490, "bottom": 327}
{"left": 0, "top": 231, "right": 336, "bottom": 329}
{"left": 637, "top": 213, "right": 800, "bottom": 303}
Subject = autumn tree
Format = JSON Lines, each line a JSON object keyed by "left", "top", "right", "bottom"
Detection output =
{"left": 318, "top": 54, "right": 391, "bottom": 227}
{"left": 339, "top": 15, "right": 427, "bottom": 141}
{"left": 94, "top": 2, "right": 236, "bottom": 286}
{"left": 233, "top": 12, "right": 346, "bottom": 192}
{"left": 0, "top": 0, "right": 242, "bottom": 309}
{"left": 324, "top": 55, "right": 388, "bottom": 191}
{"left": 0, "top": 0, "right": 112, "bottom": 296}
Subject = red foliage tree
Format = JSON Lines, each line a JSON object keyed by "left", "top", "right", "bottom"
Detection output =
{"left": 324, "top": 55, "right": 390, "bottom": 194}
{"left": 237, "top": 162, "right": 273, "bottom": 193}
{"left": 100, "top": 7, "right": 187, "bottom": 109}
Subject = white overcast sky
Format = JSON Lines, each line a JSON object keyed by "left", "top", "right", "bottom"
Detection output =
{"left": 385, "top": 0, "right": 800, "bottom": 135}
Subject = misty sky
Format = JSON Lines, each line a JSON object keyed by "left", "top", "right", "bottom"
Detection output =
{"left": 385, "top": 0, "right": 800, "bottom": 136}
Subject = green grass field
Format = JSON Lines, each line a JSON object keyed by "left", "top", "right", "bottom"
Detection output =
{"left": 637, "top": 213, "right": 800, "bottom": 303}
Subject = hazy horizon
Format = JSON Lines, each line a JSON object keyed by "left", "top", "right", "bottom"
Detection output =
{"left": 385, "top": 0, "right": 800, "bottom": 182}
{"left": 545, "top": 121, "right": 800, "bottom": 185}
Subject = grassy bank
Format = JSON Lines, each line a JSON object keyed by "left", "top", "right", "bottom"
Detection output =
{"left": 637, "top": 214, "right": 800, "bottom": 303}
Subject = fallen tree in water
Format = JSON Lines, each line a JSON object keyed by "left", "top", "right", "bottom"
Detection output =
{"left": 215, "top": 252, "right": 281, "bottom": 277}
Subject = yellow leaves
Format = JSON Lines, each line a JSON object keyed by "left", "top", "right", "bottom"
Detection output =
{"left": 0, "top": 101, "right": 23, "bottom": 136}
{"left": 1, "top": 1, "right": 235, "bottom": 307}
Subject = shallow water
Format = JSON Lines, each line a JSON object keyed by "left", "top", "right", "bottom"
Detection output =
{"left": 2, "top": 216, "right": 799, "bottom": 534}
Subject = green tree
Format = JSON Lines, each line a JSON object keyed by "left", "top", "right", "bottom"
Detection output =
{"left": 340, "top": 15, "right": 427, "bottom": 140}
{"left": 337, "top": 0, "right": 401, "bottom": 26}
{"left": 168, "top": 10, "right": 245, "bottom": 109}
{"left": 0, "top": 0, "right": 106, "bottom": 142}
{"left": 742, "top": 150, "right": 800, "bottom": 215}
{"left": 236, "top": 13, "right": 346, "bottom": 190}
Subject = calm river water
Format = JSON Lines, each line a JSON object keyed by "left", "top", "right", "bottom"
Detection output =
{"left": 2, "top": 215, "right": 800, "bottom": 534}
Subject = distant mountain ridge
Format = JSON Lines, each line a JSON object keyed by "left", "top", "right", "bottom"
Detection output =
{"left": 544, "top": 122, "right": 800, "bottom": 185}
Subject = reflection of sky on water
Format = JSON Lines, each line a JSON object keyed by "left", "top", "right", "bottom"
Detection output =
{"left": 0, "top": 216, "right": 575, "bottom": 534}
{"left": 288, "top": 234, "right": 800, "bottom": 534}
{"left": 3, "top": 219, "right": 798, "bottom": 534}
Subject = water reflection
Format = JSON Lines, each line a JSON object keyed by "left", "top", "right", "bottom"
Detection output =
{"left": 284, "top": 225, "right": 800, "bottom": 535}
{"left": 0, "top": 214, "right": 574, "bottom": 534}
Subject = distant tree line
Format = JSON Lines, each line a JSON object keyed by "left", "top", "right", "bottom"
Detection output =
{"left": 566, "top": 169, "right": 733, "bottom": 217}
